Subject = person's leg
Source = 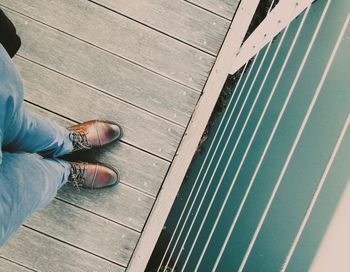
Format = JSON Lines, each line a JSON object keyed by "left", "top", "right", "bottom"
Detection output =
{"left": 0, "top": 43, "right": 73, "bottom": 158}
{"left": 0, "top": 43, "right": 72, "bottom": 246}
{"left": 0, "top": 151, "right": 70, "bottom": 246}
{"left": 3, "top": 106, "right": 73, "bottom": 157}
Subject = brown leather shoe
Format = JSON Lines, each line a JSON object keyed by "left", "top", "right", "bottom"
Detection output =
{"left": 68, "top": 120, "right": 122, "bottom": 152}
{"left": 68, "top": 162, "right": 120, "bottom": 189}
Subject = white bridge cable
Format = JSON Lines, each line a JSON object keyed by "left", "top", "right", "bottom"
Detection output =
{"left": 158, "top": 1, "right": 272, "bottom": 270}
{"left": 162, "top": 55, "right": 257, "bottom": 271}
{"left": 281, "top": 13, "right": 350, "bottom": 271}
{"left": 159, "top": 21, "right": 270, "bottom": 272}
{"left": 156, "top": 61, "right": 249, "bottom": 272}
{"left": 189, "top": 7, "right": 296, "bottom": 271}
{"left": 212, "top": 5, "right": 311, "bottom": 271}
{"left": 238, "top": 1, "right": 332, "bottom": 271}
{"left": 188, "top": 5, "right": 304, "bottom": 271}
{"left": 157, "top": 41, "right": 256, "bottom": 271}
{"left": 173, "top": 5, "right": 279, "bottom": 271}
{"left": 175, "top": 40, "right": 274, "bottom": 271}
{"left": 164, "top": 47, "right": 268, "bottom": 270}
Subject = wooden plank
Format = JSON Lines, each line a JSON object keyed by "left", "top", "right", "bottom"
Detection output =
{"left": 57, "top": 182, "right": 154, "bottom": 232}
{"left": 13, "top": 56, "right": 183, "bottom": 161}
{"left": 25, "top": 103, "right": 169, "bottom": 197}
{"left": 2, "top": 9, "right": 200, "bottom": 127}
{"left": 186, "top": 0, "right": 240, "bottom": 20}
{"left": 25, "top": 199, "right": 139, "bottom": 267}
{"left": 89, "top": 0, "right": 230, "bottom": 55}
{"left": 0, "top": 0, "right": 214, "bottom": 91}
{"left": 127, "top": 0, "right": 260, "bottom": 270}
{"left": 0, "top": 228, "right": 124, "bottom": 272}
{"left": 0, "top": 257, "right": 33, "bottom": 272}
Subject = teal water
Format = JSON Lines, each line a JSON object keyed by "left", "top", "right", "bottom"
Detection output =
{"left": 148, "top": 1, "right": 350, "bottom": 271}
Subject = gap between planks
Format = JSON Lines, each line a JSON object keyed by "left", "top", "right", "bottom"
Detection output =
{"left": 87, "top": 0, "right": 228, "bottom": 56}
{"left": 184, "top": 0, "right": 236, "bottom": 20}
{"left": 0, "top": 256, "right": 36, "bottom": 272}
{"left": 0, "top": 227, "right": 125, "bottom": 272}
{"left": 23, "top": 224, "right": 130, "bottom": 268}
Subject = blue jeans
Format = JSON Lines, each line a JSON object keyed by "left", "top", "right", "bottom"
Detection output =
{"left": 0, "top": 44, "right": 73, "bottom": 246}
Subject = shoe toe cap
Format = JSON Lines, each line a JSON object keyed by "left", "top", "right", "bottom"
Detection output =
{"left": 98, "top": 121, "right": 122, "bottom": 145}
{"left": 109, "top": 123, "right": 122, "bottom": 140}
{"left": 95, "top": 164, "right": 120, "bottom": 188}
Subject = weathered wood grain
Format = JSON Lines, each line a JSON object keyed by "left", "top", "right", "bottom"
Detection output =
{"left": 57, "top": 182, "right": 154, "bottom": 232}
{"left": 186, "top": 0, "right": 240, "bottom": 19}
{"left": 13, "top": 56, "right": 183, "bottom": 161}
{"left": 25, "top": 199, "right": 139, "bottom": 267}
{"left": 0, "top": 0, "right": 213, "bottom": 91}
{"left": 0, "top": 228, "right": 125, "bottom": 272}
{"left": 88, "top": 0, "right": 230, "bottom": 55}
{"left": 0, "top": 257, "right": 33, "bottom": 272}
{"left": 2, "top": 9, "right": 200, "bottom": 126}
{"left": 25, "top": 103, "right": 169, "bottom": 196}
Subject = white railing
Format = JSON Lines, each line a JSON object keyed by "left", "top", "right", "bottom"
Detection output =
{"left": 127, "top": 1, "right": 314, "bottom": 271}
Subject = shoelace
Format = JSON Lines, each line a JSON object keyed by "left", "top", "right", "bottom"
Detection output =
{"left": 69, "top": 130, "right": 91, "bottom": 151}
{"left": 69, "top": 163, "right": 86, "bottom": 189}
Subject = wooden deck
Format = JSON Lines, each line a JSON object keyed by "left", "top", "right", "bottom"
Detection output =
{"left": 0, "top": 0, "right": 239, "bottom": 271}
